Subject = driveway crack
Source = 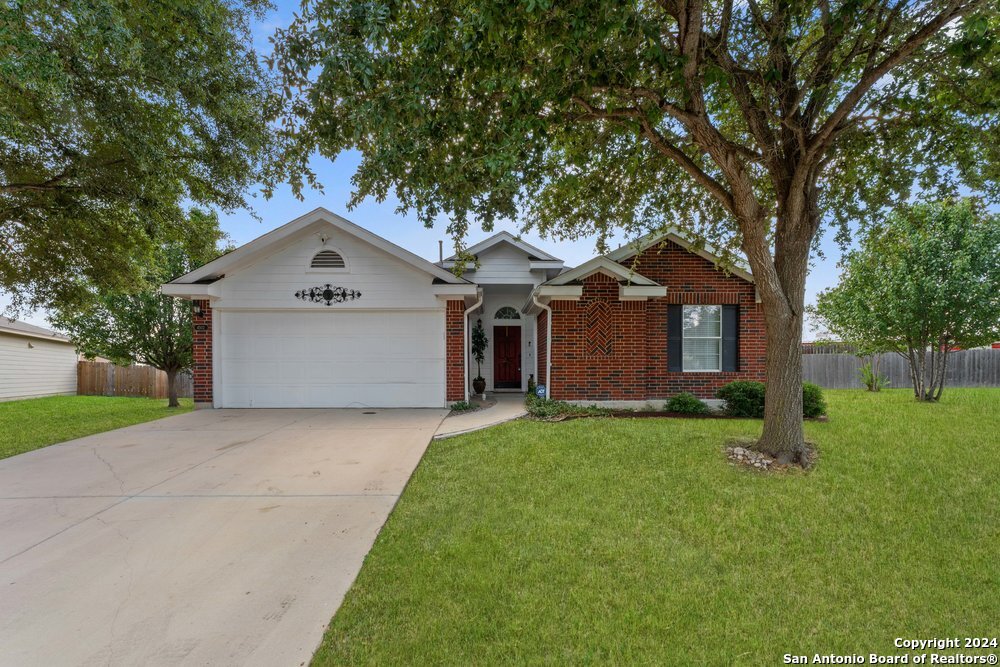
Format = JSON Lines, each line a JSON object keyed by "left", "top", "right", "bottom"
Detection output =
{"left": 95, "top": 515, "right": 135, "bottom": 666}
{"left": 93, "top": 448, "right": 126, "bottom": 495}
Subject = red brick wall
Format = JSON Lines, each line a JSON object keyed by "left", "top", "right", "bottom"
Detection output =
{"left": 550, "top": 273, "right": 648, "bottom": 400}
{"left": 192, "top": 300, "right": 213, "bottom": 404}
{"left": 548, "top": 241, "right": 766, "bottom": 401}
{"left": 445, "top": 300, "right": 465, "bottom": 401}
{"left": 536, "top": 309, "right": 548, "bottom": 387}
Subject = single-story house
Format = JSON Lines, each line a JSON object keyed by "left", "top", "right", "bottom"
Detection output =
{"left": 0, "top": 318, "right": 78, "bottom": 402}
{"left": 163, "top": 207, "right": 765, "bottom": 408}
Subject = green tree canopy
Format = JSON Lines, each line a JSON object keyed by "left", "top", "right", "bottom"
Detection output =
{"left": 53, "top": 209, "right": 227, "bottom": 407}
{"left": 1, "top": 0, "right": 282, "bottom": 312}
{"left": 811, "top": 199, "right": 1000, "bottom": 401}
{"left": 270, "top": 0, "right": 999, "bottom": 458}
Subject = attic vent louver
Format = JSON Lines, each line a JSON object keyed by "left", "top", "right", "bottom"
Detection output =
{"left": 311, "top": 250, "right": 346, "bottom": 269}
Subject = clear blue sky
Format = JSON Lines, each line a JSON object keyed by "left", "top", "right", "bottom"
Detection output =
{"left": 3, "top": 1, "right": 848, "bottom": 339}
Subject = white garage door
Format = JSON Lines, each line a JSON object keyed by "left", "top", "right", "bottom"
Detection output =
{"left": 218, "top": 311, "right": 446, "bottom": 408}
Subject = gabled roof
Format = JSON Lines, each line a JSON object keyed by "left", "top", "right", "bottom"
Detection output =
{"left": 0, "top": 317, "right": 73, "bottom": 344}
{"left": 440, "top": 231, "right": 561, "bottom": 263}
{"left": 541, "top": 256, "right": 660, "bottom": 286}
{"left": 169, "top": 207, "right": 469, "bottom": 286}
{"left": 606, "top": 229, "right": 754, "bottom": 283}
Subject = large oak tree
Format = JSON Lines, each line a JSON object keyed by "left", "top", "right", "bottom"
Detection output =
{"left": 2, "top": 0, "right": 283, "bottom": 313}
{"left": 270, "top": 0, "right": 999, "bottom": 459}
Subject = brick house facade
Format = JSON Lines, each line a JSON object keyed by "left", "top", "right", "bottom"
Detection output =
{"left": 170, "top": 208, "right": 763, "bottom": 408}
{"left": 191, "top": 300, "right": 213, "bottom": 404}
{"left": 445, "top": 300, "right": 467, "bottom": 402}
{"left": 530, "top": 238, "right": 765, "bottom": 402}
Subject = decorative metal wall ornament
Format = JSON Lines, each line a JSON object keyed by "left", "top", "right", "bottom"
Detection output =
{"left": 294, "top": 284, "right": 362, "bottom": 306}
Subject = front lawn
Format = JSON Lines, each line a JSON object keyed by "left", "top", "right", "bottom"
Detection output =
{"left": 0, "top": 395, "right": 193, "bottom": 460}
{"left": 314, "top": 389, "right": 999, "bottom": 664}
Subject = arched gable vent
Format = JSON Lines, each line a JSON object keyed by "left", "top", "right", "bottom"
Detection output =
{"left": 311, "top": 249, "right": 346, "bottom": 269}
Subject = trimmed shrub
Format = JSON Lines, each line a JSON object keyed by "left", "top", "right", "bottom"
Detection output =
{"left": 449, "top": 401, "right": 476, "bottom": 412}
{"left": 716, "top": 380, "right": 828, "bottom": 418}
{"left": 715, "top": 381, "right": 766, "bottom": 418}
{"left": 802, "top": 382, "right": 828, "bottom": 418}
{"left": 665, "top": 392, "right": 709, "bottom": 415}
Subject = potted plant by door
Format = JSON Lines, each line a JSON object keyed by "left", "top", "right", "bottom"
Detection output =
{"left": 471, "top": 319, "right": 488, "bottom": 397}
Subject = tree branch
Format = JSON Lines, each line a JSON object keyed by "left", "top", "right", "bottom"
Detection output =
{"left": 810, "top": 0, "right": 988, "bottom": 158}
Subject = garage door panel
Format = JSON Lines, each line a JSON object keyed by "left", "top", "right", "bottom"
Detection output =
{"left": 219, "top": 311, "right": 446, "bottom": 408}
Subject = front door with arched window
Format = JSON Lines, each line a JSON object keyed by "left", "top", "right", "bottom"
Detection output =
{"left": 493, "top": 307, "right": 521, "bottom": 389}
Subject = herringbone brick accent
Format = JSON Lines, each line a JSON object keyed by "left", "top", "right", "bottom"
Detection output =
{"left": 548, "top": 239, "right": 766, "bottom": 401}
{"left": 586, "top": 301, "right": 614, "bottom": 356}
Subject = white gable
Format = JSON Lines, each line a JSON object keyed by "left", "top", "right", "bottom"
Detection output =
{"left": 209, "top": 224, "right": 451, "bottom": 310}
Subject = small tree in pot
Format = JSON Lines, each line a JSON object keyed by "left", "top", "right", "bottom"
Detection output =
{"left": 471, "top": 319, "right": 488, "bottom": 397}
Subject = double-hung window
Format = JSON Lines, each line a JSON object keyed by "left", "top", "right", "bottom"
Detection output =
{"left": 682, "top": 305, "right": 722, "bottom": 372}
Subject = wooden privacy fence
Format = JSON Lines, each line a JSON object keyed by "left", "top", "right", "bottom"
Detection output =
{"left": 802, "top": 348, "right": 1000, "bottom": 389}
{"left": 77, "top": 361, "right": 193, "bottom": 399}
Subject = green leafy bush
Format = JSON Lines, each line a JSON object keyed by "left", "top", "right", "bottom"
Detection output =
{"left": 715, "top": 381, "right": 766, "bottom": 418}
{"left": 716, "top": 381, "right": 828, "bottom": 418}
{"left": 665, "top": 392, "right": 709, "bottom": 415}
{"left": 802, "top": 382, "right": 828, "bottom": 418}
{"left": 525, "top": 394, "right": 611, "bottom": 419}
{"left": 449, "top": 401, "right": 476, "bottom": 412}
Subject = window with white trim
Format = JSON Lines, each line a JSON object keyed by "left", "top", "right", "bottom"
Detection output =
{"left": 682, "top": 305, "right": 722, "bottom": 371}
{"left": 494, "top": 306, "right": 520, "bottom": 320}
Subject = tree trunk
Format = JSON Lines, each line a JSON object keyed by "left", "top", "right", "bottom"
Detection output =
{"left": 758, "top": 302, "right": 805, "bottom": 462}
{"left": 749, "top": 207, "right": 812, "bottom": 463}
{"left": 166, "top": 369, "right": 179, "bottom": 408}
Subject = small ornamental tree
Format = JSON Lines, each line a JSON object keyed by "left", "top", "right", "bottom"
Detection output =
{"left": 271, "top": 0, "right": 999, "bottom": 460}
{"left": 53, "top": 210, "right": 227, "bottom": 407}
{"left": 471, "top": 320, "right": 489, "bottom": 382}
{"left": 811, "top": 200, "right": 1000, "bottom": 401}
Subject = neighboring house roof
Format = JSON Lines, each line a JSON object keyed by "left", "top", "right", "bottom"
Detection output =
{"left": 0, "top": 318, "right": 73, "bottom": 344}
{"left": 439, "top": 231, "right": 562, "bottom": 264}
{"left": 167, "top": 207, "right": 470, "bottom": 287}
{"left": 606, "top": 229, "right": 754, "bottom": 284}
{"left": 541, "top": 256, "right": 660, "bottom": 286}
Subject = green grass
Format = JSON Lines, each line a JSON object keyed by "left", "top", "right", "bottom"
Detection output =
{"left": 0, "top": 395, "right": 193, "bottom": 460}
{"left": 313, "top": 389, "right": 1000, "bottom": 665}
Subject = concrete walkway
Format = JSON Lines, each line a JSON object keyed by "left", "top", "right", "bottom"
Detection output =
{"left": 0, "top": 407, "right": 447, "bottom": 667}
{"left": 435, "top": 393, "right": 528, "bottom": 438}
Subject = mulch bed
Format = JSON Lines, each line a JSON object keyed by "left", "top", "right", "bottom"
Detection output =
{"left": 534, "top": 410, "right": 829, "bottom": 422}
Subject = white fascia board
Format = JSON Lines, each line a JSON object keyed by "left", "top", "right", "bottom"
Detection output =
{"left": 432, "top": 284, "right": 480, "bottom": 297}
{"left": 608, "top": 230, "right": 755, "bottom": 284}
{"left": 544, "top": 257, "right": 659, "bottom": 287}
{"left": 536, "top": 285, "right": 583, "bottom": 299}
{"left": 619, "top": 285, "right": 668, "bottom": 300}
{"left": 160, "top": 283, "right": 220, "bottom": 299}
{"left": 0, "top": 328, "right": 74, "bottom": 345}
{"left": 529, "top": 260, "right": 565, "bottom": 270}
{"left": 171, "top": 208, "right": 468, "bottom": 286}
{"left": 448, "top": 231, "right": 561, "bottom": 262}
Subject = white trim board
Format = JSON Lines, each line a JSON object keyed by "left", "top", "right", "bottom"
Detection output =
{"left": 168, "top": 208, "right": 469, "bottom": 288}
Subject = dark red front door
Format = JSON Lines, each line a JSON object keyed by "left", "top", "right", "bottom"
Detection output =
{"left": 493, "top": 326, "right": 521, "bottom": 389}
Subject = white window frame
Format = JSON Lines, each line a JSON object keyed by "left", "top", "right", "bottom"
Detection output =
{"left": 682, "top": 304, "right": 722, "bottom": 373}
{"left": 494, "top": 306, "right": 521, "bottom": 320}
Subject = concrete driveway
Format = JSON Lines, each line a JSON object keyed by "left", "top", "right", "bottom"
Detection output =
{"left": 0, "top": 408, "right": 447, "bottom": 667}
